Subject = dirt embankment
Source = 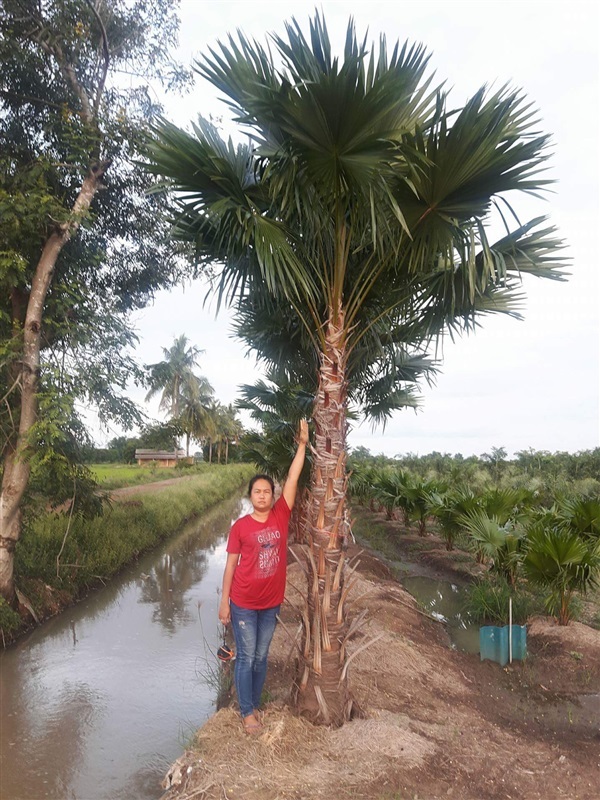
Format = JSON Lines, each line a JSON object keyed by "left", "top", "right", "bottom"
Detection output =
{"left": 162, "top": 522, "right": 600, "bottom": 800}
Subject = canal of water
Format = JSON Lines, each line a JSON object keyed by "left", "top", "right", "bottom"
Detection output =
{"left": 0, "top": 493, "right": 250, "bottom": 800}
{"left": 0, "top": 495, "right": 482, "bottom": 800}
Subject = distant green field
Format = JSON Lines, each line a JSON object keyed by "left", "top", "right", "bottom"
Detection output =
{"left": 90, "top": 463, "right": 211, "bottom": 490}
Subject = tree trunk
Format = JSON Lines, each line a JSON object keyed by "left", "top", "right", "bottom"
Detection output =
{"left": 294, "top": 309, "right": 353, "bottom": 726}
{"left": 288, "top": 487, "right": 309, "bottom": 545}
{"left": 0, "top": 164, "right": 108, "bottom": 604}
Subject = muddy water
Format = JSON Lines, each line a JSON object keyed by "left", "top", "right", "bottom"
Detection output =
{"left": 401, "top": 575, "right": 481, "bottom": 654}
{"left": 0, "top": 494, "right": 250, "bottom": 800}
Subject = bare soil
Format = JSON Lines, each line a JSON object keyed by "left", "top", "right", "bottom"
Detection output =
{"left": 162, "top": 513, "right": 600, "bottom": 800}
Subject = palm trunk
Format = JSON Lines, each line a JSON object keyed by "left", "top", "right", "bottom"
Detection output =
{"left": 288, "top": 487, "right": 309, "bottom": 545}
{"left": 295, "top": 309, "right": 352, "bottom": 726}
{"left": 0, "top": 164, "right": 108, "bottom": 604}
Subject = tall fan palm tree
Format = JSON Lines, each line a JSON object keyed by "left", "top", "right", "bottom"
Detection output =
{"left": 145, "top": 13, "right": 567, "bottom": 724}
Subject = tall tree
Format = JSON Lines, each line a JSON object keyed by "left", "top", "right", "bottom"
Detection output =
{"left": 176, "top": 376, "right": 215, "bottom": 458}
{"left": 0, "top": 0, "right": 190, "bottom": 603}
{"left": 145, "top": 13, "right": 567, "bottom": 724}
{"left": 145, "top": 334, "right": 209, "bottom": 419}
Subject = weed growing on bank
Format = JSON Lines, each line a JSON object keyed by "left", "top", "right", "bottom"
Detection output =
{"left": 14, "top": 464, "right": 254, "bottom": 607}
{"left": 0, "top": 597, "right": 21, "bottom": 639}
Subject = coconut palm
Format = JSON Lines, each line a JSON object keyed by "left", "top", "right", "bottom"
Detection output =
{"left": 176, "top": 376, "right": 216, "bottom": 457}
{"left": 145, "top": 13, "right": 567, "bottom": 724}
{"left": 145, "top": 335, "right": 206, "bottom": 418}
{"left": 214, "top": 403, "right": 244, "bottom": 464}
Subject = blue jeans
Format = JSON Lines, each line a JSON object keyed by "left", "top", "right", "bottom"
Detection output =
{"left": 230, "top": 600, "right": 280, "bottom": 718}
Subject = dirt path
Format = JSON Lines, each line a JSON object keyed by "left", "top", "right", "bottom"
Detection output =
{"left": 109, "top": 475, "right": 200, "bottom": 499}
{"left": 162, "top": 513, "right": 600, "bottom": 800}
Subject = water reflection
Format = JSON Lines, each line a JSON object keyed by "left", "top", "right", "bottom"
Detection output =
{"left": 138, "top": 548, "right": 209, "bottom": 633}
{"left": 401, "top": 575, "right": 480, "bottom": 653}
{"left": 0, "top": 493, "right": 245, "bottom": 800}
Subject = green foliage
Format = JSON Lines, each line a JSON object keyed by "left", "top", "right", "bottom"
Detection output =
{"left": 137, "top": 421, "right": 181, "bottom": 451}
{"left": 556, "top": 497, "right": 600, "bottom": 539}
{"left": 464, "top": 578, "right": 545, "bottom": 625}
{"left": 354, "top": 465, "right": 444, "bottom": 534}
{"left": 0, "top": 0, "right": 192, "bottom": 512}
{"left": 0, "top": 596, "right": 22, "bottom": 636}
{"left": 15, "top": 464, "right": 254, "bottom": 592}
{"left": 145, "top": 335, "right": 213, "bottom": 418}
{"left": 429, "top": 487, "right": 479, "bottom": 550}
{"left": 350, "top": 448, "right": 600, "bottom": 621}
{"left": 236, "top": 379, "right": 312, "bottom": 483}
{"left": 523, "top": 520, "right": 600, "bottom": 624}
{"left": 369, "top": 468, "right": 412, "bottom": 521}
{"left": 90, "top": 463, "right": 212, "bottom": 490}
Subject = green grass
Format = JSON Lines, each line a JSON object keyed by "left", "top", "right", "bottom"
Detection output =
{"left": 0, "top": 597, "right": 21, "bottom": 639}
{"left": 15, "top": 463, "right": 255, "bottom": 603}
{"left": 464, "top": 578, "right": 547, "bottom": 625}
{"left": 90, "top": 462, "right": 211, "bottom": 489}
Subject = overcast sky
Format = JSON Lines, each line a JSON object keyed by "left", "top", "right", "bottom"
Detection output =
{"left": 98, "top": 0, "right": 599, "bottom": 458}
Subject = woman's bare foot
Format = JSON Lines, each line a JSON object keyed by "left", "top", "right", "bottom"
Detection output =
{"left": 242, "top": 714, "right": 262, "bottom": 735}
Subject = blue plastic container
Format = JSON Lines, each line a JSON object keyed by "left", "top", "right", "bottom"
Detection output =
{"left": 480, "top": 625, "right": 527, "bottom": 666}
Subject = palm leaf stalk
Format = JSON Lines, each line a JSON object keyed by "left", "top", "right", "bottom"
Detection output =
{"left": 144, "top": 13, "right": 568, "bottom": 725}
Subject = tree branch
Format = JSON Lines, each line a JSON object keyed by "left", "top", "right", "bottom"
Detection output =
{"left": 85, "top": 0, "right": 110, "bottom": 119}
{"left": 0, "top": 89, "right": 65, "bottom": 112}
{"left": 33, "top": 26, "right": 93, "bottom": 125}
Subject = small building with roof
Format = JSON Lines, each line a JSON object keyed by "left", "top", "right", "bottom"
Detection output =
{"left": 134, "top": 449, "right": 185, "bottom": 468}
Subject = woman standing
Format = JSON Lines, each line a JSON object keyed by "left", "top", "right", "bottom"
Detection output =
{"left": 218, "top": 420, "right": 309, "bottom": 734}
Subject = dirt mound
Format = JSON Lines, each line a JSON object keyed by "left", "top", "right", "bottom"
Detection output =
{"left": 162, "top": 556, "right": 600, "bottom": 800}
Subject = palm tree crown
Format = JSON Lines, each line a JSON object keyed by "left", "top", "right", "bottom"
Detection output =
{"left": 145, "top": 334, "right": 207, "bottom": 418}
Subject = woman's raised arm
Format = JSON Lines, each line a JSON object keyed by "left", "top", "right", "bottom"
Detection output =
{"left": 282, "top": 419, "right": 309, "bottom": 510}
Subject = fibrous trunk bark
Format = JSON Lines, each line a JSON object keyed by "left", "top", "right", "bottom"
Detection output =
{"left": 0, "top": 164, "right": 108, "bottom": 604}
{"left": 294, "top": 309, "right": 353, "bottom": 726}
{"left": 288, "top": 487, "right": 309, "bottom": 545}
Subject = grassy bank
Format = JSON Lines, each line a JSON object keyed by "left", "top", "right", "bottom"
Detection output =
{"left": 1, "top": 463, "right": 254, "bottom": 642}
{"left": 90, "top": 462, "right": 212, "bottom": 490}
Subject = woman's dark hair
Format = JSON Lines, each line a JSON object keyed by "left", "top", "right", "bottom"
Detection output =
{"left": 248, "top": 473, "right": 275, "bottom": 495}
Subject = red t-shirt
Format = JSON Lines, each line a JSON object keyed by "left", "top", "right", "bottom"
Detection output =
{"left": 227, "top": 495, "right": 291, "bottom": 610}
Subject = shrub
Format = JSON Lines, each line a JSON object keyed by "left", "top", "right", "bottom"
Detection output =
{"left": 464, "top": 578, "right": 545, "bottom": 625}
